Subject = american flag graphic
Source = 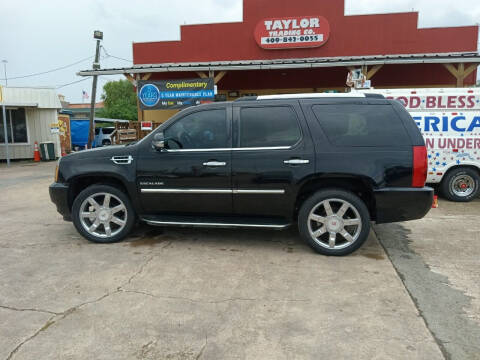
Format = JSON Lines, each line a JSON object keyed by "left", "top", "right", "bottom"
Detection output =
{"left": 82, "top": 90, "right": 89, "bottom": 100}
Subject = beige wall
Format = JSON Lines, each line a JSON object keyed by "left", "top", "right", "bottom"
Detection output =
{"left": 0, "top": 108, "right": 60, "bottom": 160}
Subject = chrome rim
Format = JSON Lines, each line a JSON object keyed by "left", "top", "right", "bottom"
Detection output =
{"left": 79, "top": 193, "right": 127, "bottom": 238}
{"left": 307, "top": 198, "right": 362, "bottom": 250}
{"left": 451, "top": 174, "right": 475, "bottom": 197}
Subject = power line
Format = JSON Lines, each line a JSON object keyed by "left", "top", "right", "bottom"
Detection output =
{"left": 101, "top": 46, "right": 132, "bottom": 63}
{"left": 56, "top": 77, "right": 90, "bottom": 89}
{"left": 55, "top": 75, "right": 115, "bottom": 90}
{"left": 0, "top": 56, "right": 93, "bottom": 81}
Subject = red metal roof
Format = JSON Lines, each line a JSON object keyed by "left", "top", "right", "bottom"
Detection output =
{"left": 132, "top": 0, "right": 479, "bottom": 65}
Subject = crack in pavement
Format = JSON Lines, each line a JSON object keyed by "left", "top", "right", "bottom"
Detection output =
{"left": 5, "top": 292, "right": 113, "bottom": 360}
{"left": 119, "top": 289, "right": 310, "bottom": 304}
{"left": 4, "top": 238, "right": 305, "bottom": 360}
{"left": 5, "top": 247, "right": 163, "bottom": 360}
{"left": 195, "top": 334, "right": 208, "bottom": 360}
{"left": 0, "top": 305, "right": 59, "bottom": 316}
{"left": 374, "top": 224, "right": 480, "bottom": 360}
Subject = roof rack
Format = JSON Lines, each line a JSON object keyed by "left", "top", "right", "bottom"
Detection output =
{"left": 234, "top": 92, "right": 385, "bottom": 101}
{"left": 234, "top": 96, "right": 258, "bottom": 102}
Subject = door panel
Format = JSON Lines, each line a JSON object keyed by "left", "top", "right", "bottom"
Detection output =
{"left": 232, "top": 102, "right": 315, "bottom": 220}
{"left": 136, "top": 105, "right": 233, "bottom": 215}
{"left": 137, "top": 150, "right": 232, "bottom": 214}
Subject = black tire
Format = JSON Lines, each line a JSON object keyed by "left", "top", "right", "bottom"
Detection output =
{"left": 72, "top": 184, "right": 135, "bottom": 243}
{"left": 298, "top": 189, "right": 371, "bottom": 256}
{"left": 102, "top": 140, "right": 111, "bottom": 147}
{"left": 440, "top": 167, "right": 480, "bottom": 202}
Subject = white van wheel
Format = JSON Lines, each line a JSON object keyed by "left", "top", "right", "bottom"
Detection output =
{"left": 441, "top": 168, "right": 480, "bottom": 202}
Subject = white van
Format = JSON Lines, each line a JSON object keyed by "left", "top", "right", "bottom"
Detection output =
{"left": 360, "top": 88, "right": 480, "bottom": 202}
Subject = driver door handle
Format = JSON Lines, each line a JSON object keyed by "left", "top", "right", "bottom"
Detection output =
{"left": 203, "top": 161, "right": 227, "bottom": 167}
{"left": 284, "top": 159, "right": 310, "bottom": 165}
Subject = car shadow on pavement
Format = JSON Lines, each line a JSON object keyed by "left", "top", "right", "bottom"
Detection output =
{"left": 124, "top": 222, "right": 385, "bottom": 259}
{"left": 125, "top": 223, "right": 307, "bottom": 253}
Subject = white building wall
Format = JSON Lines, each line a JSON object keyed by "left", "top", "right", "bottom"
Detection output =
{"left": 0, "top": 108, "right": 60, "bottom": 160}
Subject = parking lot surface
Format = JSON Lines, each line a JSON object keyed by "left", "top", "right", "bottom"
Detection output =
{"left": 0, "top": 161, "right": 478, "bottom": 359}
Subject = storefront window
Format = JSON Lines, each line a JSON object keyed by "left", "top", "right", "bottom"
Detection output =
{"left": 0, "top": 108, "right": 28, "bottom": 144}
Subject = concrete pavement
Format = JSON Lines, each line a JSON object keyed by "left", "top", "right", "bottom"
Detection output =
{"left": 376, "top": 198, "right": 480, "bottom": 360}
{"left": 0, "top": 160, "right": 469, "bottom": 359}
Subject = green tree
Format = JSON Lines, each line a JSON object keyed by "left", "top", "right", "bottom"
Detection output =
{"left": 97, "top": 79, "right": 138, "bottom": 120}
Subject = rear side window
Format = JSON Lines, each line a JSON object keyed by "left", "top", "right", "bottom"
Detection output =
{"left": 312, "top": 104, "right": 410, "bottom": 147}
{"left": 240, "top": 106, "right": 301, "bottom": 147}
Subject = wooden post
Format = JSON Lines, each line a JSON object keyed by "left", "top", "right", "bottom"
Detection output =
{"left": 457, "top": 63, "right": 465, "bottom": 87}
{"left": 366, "top": 65, "right": 383, "bottom": 80}
{"left": 464, "top": 64, "right": 479, "bottom": 79}
{"left": 214, "top": 71, "right": 227, "bottom": 84}
{"left": 442, "top": 63, "right": 478, "bottom": 88}
{"left": 136, "top": 74, "right": 143, "bottom": 122}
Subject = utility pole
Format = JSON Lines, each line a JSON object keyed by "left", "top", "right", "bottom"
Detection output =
{"left": 1, "top": 60, "right": 7, "bottom": 86}
{"left": 2, "top": 104, "right": 10, "bottom": 167}
{"left": 87, "top": 30, "right": 103, "bottom": 149}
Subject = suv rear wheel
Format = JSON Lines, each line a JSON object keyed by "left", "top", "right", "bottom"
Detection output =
{"left": 298, "top": 189, "right": 371, "bottom": 256}
{"left": 440, "top": 167, "right": 480, "bottom": 202}
{"left": 72, "top": 184, "right": 135, "bottom": 243}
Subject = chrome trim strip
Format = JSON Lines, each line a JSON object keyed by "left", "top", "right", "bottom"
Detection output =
{"left": 141, "top": 188, "right": 285, "bottom": 194}
{"left": 165, "top": 148, "right": 231, "bottom": 152}
{"left": 164, "top": 146, "right": 291, "bottom": 153}
{"left": 142, "top": 219, "right": 290, "bottom": 229}
{"left": 233, "top": 146, "right": 291, "bottom": 151}
{"left": 141, "top": 189, "right": 231, "bottom": 194}
{"left": 233, "top": 189, "right": 285, "bottom": 194}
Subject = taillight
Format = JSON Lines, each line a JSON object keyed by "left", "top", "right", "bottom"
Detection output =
{"left": 412, "top": 146, "right": 427, "bottom": 188}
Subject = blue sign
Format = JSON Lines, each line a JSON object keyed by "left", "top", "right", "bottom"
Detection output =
{"left": 139, "top": 84, "right": 160, "bottom": 107}
{"left": 138, "top": 78, "right": 215, "bottom": 109}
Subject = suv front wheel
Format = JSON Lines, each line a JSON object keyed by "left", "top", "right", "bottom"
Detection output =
{"left": 72, "top": 184, "right": 135, "bottom": 243}
{"left": 298, "top": 189, "right": 371, "bottom": 256}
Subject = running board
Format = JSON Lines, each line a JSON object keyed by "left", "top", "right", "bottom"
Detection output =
{"left": 141, "top": 215, "right": 291, "bottom": 230}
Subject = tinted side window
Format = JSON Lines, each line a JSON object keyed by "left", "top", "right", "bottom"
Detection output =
{"left": 239, "top": 106, "right": 301, "bottom": 147}
{"left": 312, "top": 105, "right": 410, "bottom": 147}
{"left": 164, "top": 109, "right": 227, "bottom": 149}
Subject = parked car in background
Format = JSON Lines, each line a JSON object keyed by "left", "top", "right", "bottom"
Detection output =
{"left": 50, "top": 93, "right": 432, "bottom": 256}
{"left": 360, "top": 88, "right": 480, "bottom": 202}
{"left": 95, "top": 127, "right": 115, "bottom": 147}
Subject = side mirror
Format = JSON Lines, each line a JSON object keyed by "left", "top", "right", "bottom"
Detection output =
{"left": 152, "top": 132, "right": 165, "bottom": 151}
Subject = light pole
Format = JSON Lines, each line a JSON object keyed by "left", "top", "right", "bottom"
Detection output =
{"left": 1, "top": 60, "right": 7, "bottom": 86}
{"left": 87, "top": 31, "right": 102, "bottom": 149}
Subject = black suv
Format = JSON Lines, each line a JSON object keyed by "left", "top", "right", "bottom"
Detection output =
{"left": 50, "top": 93, "right": 432, "bottom": 256}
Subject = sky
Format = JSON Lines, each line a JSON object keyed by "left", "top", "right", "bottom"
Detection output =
{"left": 0, "top": 0, "right": 479, "bottom": 103}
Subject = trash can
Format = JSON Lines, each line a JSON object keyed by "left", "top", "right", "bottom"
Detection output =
{"left": 39, "top": 142, "right": 55, "bottom": 161}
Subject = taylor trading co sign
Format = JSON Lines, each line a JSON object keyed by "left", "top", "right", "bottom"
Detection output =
{"left": 138, "top": 78, "right": 215, "bottom": 110}
{"left": 254, "top": 16, "right": 330, "bottom": 49}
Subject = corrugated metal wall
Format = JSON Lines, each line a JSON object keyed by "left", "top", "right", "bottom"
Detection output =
{"left": 0, "top": 108, "right": 60, "bottom": 160}
{"left": 2, "top": 87, "right": 62, "bottom": 109}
